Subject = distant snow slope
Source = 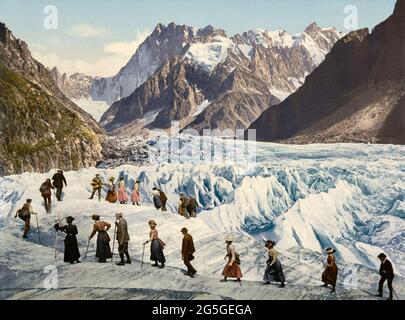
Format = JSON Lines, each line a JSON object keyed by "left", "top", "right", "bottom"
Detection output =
{"left": 0, "top": 137, "right": 404, "bottom": 300}
{"left": 72, "top": 98, "right": 110, "bottom": 122}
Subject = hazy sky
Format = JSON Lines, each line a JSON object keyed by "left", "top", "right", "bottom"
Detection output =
{"left": 0, "top": 0, "right": 397, "bottom": 77}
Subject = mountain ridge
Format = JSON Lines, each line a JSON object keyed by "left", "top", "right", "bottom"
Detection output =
{"left": 248, "top": 0, "right": 405, "bottom": 145}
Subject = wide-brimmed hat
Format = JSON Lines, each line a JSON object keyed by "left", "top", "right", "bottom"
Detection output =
{"left": 152, "top": 187, "right": 157, "bottom": 191}
{"left": 264, "top": 240, "right": 275, "bottom": 248}
{"left": 225, "top": 235, "right": 234, "bottom": 242}
{"left": 110, "top": 177, "right": 115, "bottom": 181}
{"left": 148, "top": 220, "right": 157, "bottom": 226}
{"left": 181, "top": 227, "right": 188, "bottom": 233}
{"left": 26, "top": 199, "right": 32, "bottom": 203}
{"left": 92, "top": 214, "right": 100, "bottom": 221}
{"left": 66, "top": 216, "right": 75, "bottom": 223}
{"left": 378, "top": 253, "right": 387, "bottom": 259}
{"left": 325, "top": 247, "right": 336, "bottom": 254}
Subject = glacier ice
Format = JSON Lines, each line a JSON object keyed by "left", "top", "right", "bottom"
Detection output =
{"left": 0, "top": 135, "right": 404, "bottom": 298}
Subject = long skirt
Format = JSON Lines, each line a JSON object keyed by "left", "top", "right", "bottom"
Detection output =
{"left": 64, "top": 235, "right": 81, "bottom": 263}
{"left": 222, "top": 258, "right": 243, "bottom": 279}
{"left": 118, "top": 186, "right": 129, "bottom": 202}
{"left": 322, "top": 265, "right": 338, "bottom": 286}
{"left": 153, "top": 196, "right": 162, "bottom": 209}
{"left": 96, "top": 231, "right": 112, "bottom": 260}
{"left": 150, "top": 239, "right": 165, "bottom": 263}
{"left": 263, "top": 260, "right": 285, "bottom": 283}
{"left": 106, "top": 191, "right": 117, "bottom": 203}
{"left": 131, "top": 190, "right": 140, "bottom": 203}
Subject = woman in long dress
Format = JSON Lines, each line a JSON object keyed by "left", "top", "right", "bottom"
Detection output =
{"left": 221, "top": 235, "right": 243, "bottom": 283}
{"left": 89, "top": 215, "right": 112, "bottom": 263}
{"left": 117, "top": 178, "right": 129, "bottom": 204}
{"left": 131, "top": 180, "right": 141, "bottom": 206}
{"left": 55, "top": 216, "right": 81, "bottom": 264}
{"left": 106, "top": 177, "right": 117, "bottom": 203}
{"left": 322, "top": 247, "right": 338, "bottom": 292}
{"left": 263, "top": 240, "right": 285, "bottom": 288}
{"left": 143, "top": 220, "right": 165, "bottom": 268}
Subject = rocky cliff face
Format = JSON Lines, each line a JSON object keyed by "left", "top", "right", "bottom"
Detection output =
{"left": 0, "top": 23, "right": 104, "bottom": 176}
{"left": 91, "top": 23, "right": 198, "bottom": 105}
{"left": 248, "top": 0, "right": 405, "bottom": 145}
{"left": 100, "top": 22, "right": 342, "bottom": 134}
{"left": 50, "top": 67, "right": 94, "bottom": 100}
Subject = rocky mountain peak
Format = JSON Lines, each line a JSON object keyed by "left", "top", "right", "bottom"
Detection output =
{"left": 304, "top": 22, "right": 320, "bottom": 35}
{"left": 197, "top": 25, "right": 227, "bottom": 39}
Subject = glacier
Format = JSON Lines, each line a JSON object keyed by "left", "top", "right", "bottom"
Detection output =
{"left": 0, "top": 135, "right": 404, "bottom": 300}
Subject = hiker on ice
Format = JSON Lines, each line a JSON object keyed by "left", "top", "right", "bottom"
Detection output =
{"left": 152, "top": 187, "right": 162, "bottom": 210}
{"left": 181, "top": 227, "right": 197, "bottom": 277}
{"left": 89, "top": 215, "right": 112, "bottom": 263}
{"left": 89, "top": 174, "right": 103, "bottom": 201}
{"left": 131, "top": 180, "right": 141, "bottom": 206}
{"left": 106, "top": 177, "right": 117, "bottom": 203}
{"left": 187, "top": 196, "right": 198, "bottom": 218}
{"left": 322, "top": 247, "right": 338, "bottom": 293}
{"left": 158, "top": 188, "right": 167, "bottom": 211}
{"left": 263, "top": 240, "right": 285, "bottom": 288}
{"left": 178, "top": 193, "right": 189, "bottom": 218}
{"left": 143, "top": 220, "right": 165, "bottom": 268}
{"left": 52, "top": 170, "right": 67, "bottom": 201}
{"left": 54, "top": 216, "right": 81, "bottom": 264}
{"left": 376, "top": 253, "right": 395, "bottom": 300}
{"left": 15, "top": 199, "right": 37, "bottom": 239}
{"left": 115, "top": 213, "right": 131, "bottom": 266}
{"left": 40, "top": 179, "right": 54, "bottom": 213}
{"left": 117, "top": 177, "right": 129, "bottom": 204}
{"left": 221, "top": 235, "right": 242, "bottom": 283}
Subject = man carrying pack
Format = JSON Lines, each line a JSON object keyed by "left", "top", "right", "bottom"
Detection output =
{"left": 15, "top": 199, "right": 37, "bottom": 238}
{"left": 40, "top": 179, "right": 54, "bottom": 213}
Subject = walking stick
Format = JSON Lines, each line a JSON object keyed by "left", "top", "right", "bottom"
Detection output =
{"left": 393, "top": 288, "right": 400, "bottom": 300}
{"left": 112, "top": 222, "right": 117, "bottom": 262}
{"left": 54, "top": 201, "right": 61, "bottom": 259}
{"left": 141, "top": 243, "right": 146, "bottom": 269}
{"left": 83, "top": 238, "right": 91, "bottom": 262}
{"left": 35, "top": 213, "right": 41, "bottom": 244}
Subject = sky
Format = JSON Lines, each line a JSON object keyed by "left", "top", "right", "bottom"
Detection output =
{"left": 0, "top": 0, "right": 397, "bottom": 77}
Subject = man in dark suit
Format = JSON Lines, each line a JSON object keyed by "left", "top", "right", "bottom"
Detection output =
{"left": 115, "top": 213, "right": 131, "bottom": 266}
{"left": 376, "top": 253, "right": 395, "bottom": 300}
{"left": 181, "top": 227, "right": 196, "bottom": 277}
{"left": 52, "top": 170, "right": 67, "bottom": 201}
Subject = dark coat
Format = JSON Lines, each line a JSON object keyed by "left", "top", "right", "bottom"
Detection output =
{"left": 40, "top": 180, "right": 54, "bottom": 197}
{"left": 52, "top": 173, "right": 67, "bottom": 188}
{"left": 159, "top": 190, "right": 167, "bottom": 203}
{"left": 380, "top": 259, "right": 394, "bottom": 279}
{"left": 182, "top": 233, "right": 195, "bottom": 256}
{"left": 60, "top": 224, "right": 80, "bottom": 263}
{"left": 116, "top": 218, "right": 130, "bottom": 244}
